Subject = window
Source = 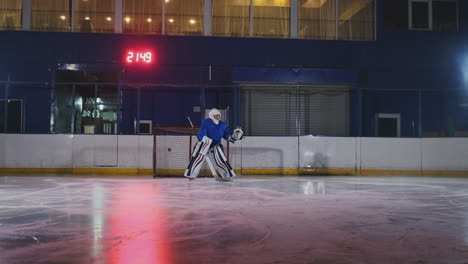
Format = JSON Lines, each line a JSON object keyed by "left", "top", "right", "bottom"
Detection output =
{"left": 298, "top": 0, "right": 336, "bottom": 40}
{"left": 410, "top": 0, "right": 430, "bottom": 29}
{"left": 299, "top": 0, "right": 375, "bottom": 40}
{"left": 96, "top": 84, "right": 118, "bottom": 134}
{"left": 338, "top": 0, "right": 375, "bottom": 41}
{"left": 384, "top": 0, "right": 409, "bottom": 30}
{"left": 375, "top": 113, "right": 400, "bottom": 137}
{"left": 253, "top": 0, "right": 290, "bottom": 39}
{"left": 433, "top": 1, "right": 457, "bottom": 32}
{"left": 72, "top": 84, "right": 119, "bottom": 134}
{"left": 0, "top": 0, "right": 22, "bottom": 30}
{"left": 212, "top": 0, "right": 250, "bottom": 37}
{"left": 54, "top": 85, "right": 73, "bottom": 134}
{"left": 409, "top": 0, "right": 457, "bottom": 31}
{"left": 123, "top": 0, "right": 162, "bottom": 34}
{"left": 138, "top": 120, "right": 152, "bottom": 134}
{"left": 31, "top": 0, "right": 70, "bottom": 32}
{"left": 165, "top": 0, "right": 204, "bottom": 36}
{"left": 74, "top": 0, "right": 114, "bottom": 33}
{"left": 54, "top": 71, "right": 118, "bottom": 134}
{"left": 2, "top": 0, "right": 378, "bottom": 40}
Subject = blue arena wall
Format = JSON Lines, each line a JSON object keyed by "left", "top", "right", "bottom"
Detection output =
{"left": 1, "top": 1, "right": 468, "bottom": 136}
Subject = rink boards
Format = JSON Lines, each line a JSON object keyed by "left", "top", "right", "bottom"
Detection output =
{"left": 1, "top": 134, "right": 468, "bottom": 176}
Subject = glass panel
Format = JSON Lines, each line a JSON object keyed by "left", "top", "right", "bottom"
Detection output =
{"left": 412, "top": 1, "right": 429, "bottom": 29}
{"left": 165, "top": 0, "right": 204, "bottom": 36}
{"left": 420, "top": 91, "right": 468, "bottom": 138}
{"left": 0, "top": 84, "right": 4, "bottom": 132}
{"left": 0, "top": 0, "right": 22, "bottom": 30}
{"left": 120, "top": 85, "right": 137, "bottom": 134}
{"left": 253, "top": 0, "right": 290, "bottom": 39}
{"left": 0, "top": 102, "right": 3, "bottom": 132}
{"left": 454, "top": 95, "right": 468, "bottom": 137}
{"left": 299, "top": 0, "right": 336, "bottom": 40}
{"left": 75, "top": 0, "right": 114, "bottom": 33}
{"left": 205, "top": 87, "right": 234, "bottom": 126}
{"left": 212, "top": 0, "right": 250, "bottom": 37}
{"left": 54, "top": 85, "right": 73, "bottom": 134}
{"left": 6, "top": 100, "right": 22, "bottom": 133}
{"left": 95, "top": 84, "right": 118, "bottom": 134}
{"left": 10, "top": 84, "right": 51, "bottom": 134}
{"left": 123, "top": 0, "right": 162, "bottom": 34}
{"left": 31, "top": 0, "right": 71, "bottom": 32}
{"left": 338, "top": 0, "right": 375, "bottom": 40}
{"left": 422, "top": 91, "right": 444, "bottom": 137}
{"left": 433, "top": 1, "right": 457, "bottom": 32}
{"left": 74, "top": 84, "right": 95, "bottom": 133}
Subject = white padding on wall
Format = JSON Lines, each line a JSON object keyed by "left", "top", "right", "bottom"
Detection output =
{"left": 2, "top": 135, "right": 468, "bottom": 173}
{"left": 299, "top": 136, "right": 357, "bottom": 169}
{"left": 422, "top": 138, "right": 468, "bottom": 170}
{"left": 4, "top": 134, "right": 73, "bottom": 168}
{"left": 138, "top": 135, "right": 153, "bottom": 169}
{"left": 117, "top": 135, "right": 139, "bottom": 168}
{"left": 94, "top": 135, "right": 118, "bottom": 167}
{"left": 72, "top": 135, "right": 95, "bottom": 168}
{"left": 360, "top": 138, "right": 421, "bottom": 170}
{"left": 241, "top": 136, "right": 299, "bottom": 169}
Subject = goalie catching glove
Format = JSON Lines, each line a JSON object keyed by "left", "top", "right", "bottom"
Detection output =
{"left": 229, "top": 127, "right": 244, "bottom": 143}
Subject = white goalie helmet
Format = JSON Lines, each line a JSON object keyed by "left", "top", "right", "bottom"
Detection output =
{"left": 208, "top": 108, "right": 222, "bottom": 125}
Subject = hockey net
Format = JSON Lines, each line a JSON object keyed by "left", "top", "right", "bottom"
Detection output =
{"left": 153, "top": 126, "right": 237, "bottom": 178}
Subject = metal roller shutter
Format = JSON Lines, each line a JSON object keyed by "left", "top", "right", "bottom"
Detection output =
{"left": 241, "top": 84, "right": 349, "bottom": 136}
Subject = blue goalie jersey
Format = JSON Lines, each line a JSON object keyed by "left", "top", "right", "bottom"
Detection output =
{"left": 197, "top": 118, "right": 233, "bottom": 146}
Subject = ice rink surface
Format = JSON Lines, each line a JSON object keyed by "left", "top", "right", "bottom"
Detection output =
{"left": 1, "top": 175, "right": 468, "bottom": 264}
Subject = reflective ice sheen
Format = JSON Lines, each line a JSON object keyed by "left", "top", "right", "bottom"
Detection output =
{"left": 1, "top": 176, "right": 468, "bottom": 264}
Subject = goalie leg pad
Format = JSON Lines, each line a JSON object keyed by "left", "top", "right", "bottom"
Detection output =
{"left": 184, "top": 152, "right": 205, "bottom": 178}
{"left": 184, "top": 137, "right": 212, "bottom": 178}
{"left": 213, "top": 145, "right": 235, "bottom": 178}
{"left": 195, "top": 136, "right": 212, "bottom": 156}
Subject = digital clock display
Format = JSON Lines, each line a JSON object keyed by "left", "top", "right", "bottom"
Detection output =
{"left": 125, "top": 50, "right": 154, "bottom": 64}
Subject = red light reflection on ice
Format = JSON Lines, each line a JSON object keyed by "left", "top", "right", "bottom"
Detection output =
{"left": 105, "top": 183, "right": 170, "bottom": 264}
